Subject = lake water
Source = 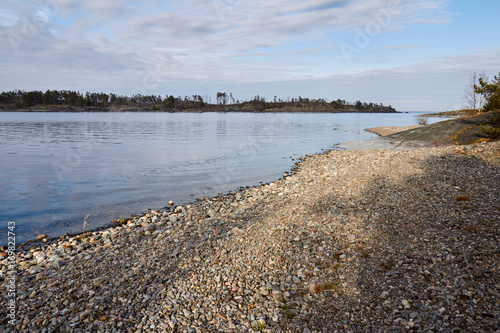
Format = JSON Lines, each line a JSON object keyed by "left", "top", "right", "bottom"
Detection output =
{"left": 1, "top": 111, "right": 441, "bottom": 243}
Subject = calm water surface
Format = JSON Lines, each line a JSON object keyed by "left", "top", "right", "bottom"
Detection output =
{"left": 0, "top": 111, "right": 440, "bottom": 243}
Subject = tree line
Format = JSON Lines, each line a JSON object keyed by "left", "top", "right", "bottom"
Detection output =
{"left": 0, "top": 90, "right": 206, "bottom": 110}
{"left": 0, "top": 89, "right": 396, "bottom": 113}
{"left": 243, "top": 95, "right": 392, "bottom": 112}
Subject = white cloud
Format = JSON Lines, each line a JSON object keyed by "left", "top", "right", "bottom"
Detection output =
{"left": 383, "top": 44, "right": 419, "bottom": 50}
{"left": 400, "top": 0, "right": 453, "bottom": 24}
{"left": 0, "top": 8, "right": 19, "bottom": 27}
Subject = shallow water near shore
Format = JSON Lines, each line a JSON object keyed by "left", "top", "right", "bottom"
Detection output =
{"left": 1, "top": 111, "right": 441, "bottom": 243}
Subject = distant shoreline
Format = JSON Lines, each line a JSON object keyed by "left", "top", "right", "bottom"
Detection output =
{"left": 0, "top": 106, "right": 400, "bottom": 114}
{"left": 0, "top": 109, "right": 401, "bottom": 114}
{"left": 419, "top": 109, "right": 479, "bottom": 117}
{"left": 0, "top": 91, "right": 398, "bottom": 113}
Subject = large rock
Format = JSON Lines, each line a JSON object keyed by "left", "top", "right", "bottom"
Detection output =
{"left": 338, "top": 111, "right": 499, "bottom": 150}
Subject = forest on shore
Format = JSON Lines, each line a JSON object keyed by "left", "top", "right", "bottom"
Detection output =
{"left": 0, "top": 90, "right": 397, "bottom": 113}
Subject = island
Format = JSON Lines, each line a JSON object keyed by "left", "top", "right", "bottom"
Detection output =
{"left": 0, "top": 90, "right": 398, "bottom": 113}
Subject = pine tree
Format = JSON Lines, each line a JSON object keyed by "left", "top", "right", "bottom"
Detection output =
{"left": 475, "top": 72, "right": 500, "bottom": 111}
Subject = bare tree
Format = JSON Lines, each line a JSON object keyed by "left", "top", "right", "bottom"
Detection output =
{"left": 463, "top": 72, "right": 479, "bottom": 111}
{"left": 415, "top": 116, "right": 429, "bottom": 125}
{"left": 463, "top": 71, "right": 488, "bottom": 112}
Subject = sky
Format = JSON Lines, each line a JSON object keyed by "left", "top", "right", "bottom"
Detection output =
{"left": 0, "top": 0, "right": 499, "bottom": 111}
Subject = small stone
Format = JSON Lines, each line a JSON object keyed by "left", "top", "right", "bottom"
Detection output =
{"left": 272, "top": 290, "right": 283, "bottom": 300}
{"left": 35, "top": 253, "right": 47, "bottom": 264}
{"left": 48, "top": 255, "right": 61, "bottom": 262}
{"left": 50, "top": 259, "right": 65, "bottom": 269}
{"left": 143, "top": 223, "right": 156, "bottom": 232}
{"left": 231, "top": 227, "right": 243, "bottom": 234}
{"left": 259, "top": 288, "right": 270, "bottom": 296}
{"left": 402, "top": 300, "right": 411, "bottom": 309}
{"left": 93, "top": 277, "right": 106, "bottom": 287}
{"left": 453, "top": 317, "right": 464, "bottom": 327}
{"left": 168, "top": 201, "right": 174, "bottom": 206}
{"left": 36, "top": 234, "right": 48, "bottom": 241}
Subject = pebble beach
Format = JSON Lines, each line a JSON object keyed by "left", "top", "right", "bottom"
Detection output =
{"left": 1, "top": 139, "right": 499, "bottom": 332}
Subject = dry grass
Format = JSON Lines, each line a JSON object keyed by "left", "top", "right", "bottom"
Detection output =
{"left": 379, "top": 258, "right": 396, "bottom": 269}
{"left": 462, "top": 225, "right": 483, "bottom": 233}
{"left": 455, "top": 195, "right": 471, "bottom": 202}
{"left": 471, "top": 138, "right": 492, "bottom": 144}
{"left": 309, "top": 282, "right": 339, "bottom": 295}
{"left": 251, "top": 319, "right": 266, "bottom": 331}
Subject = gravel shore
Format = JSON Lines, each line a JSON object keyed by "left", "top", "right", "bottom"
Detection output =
{"left": 1, "top": 141, "right": 499, "bottom": 333}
